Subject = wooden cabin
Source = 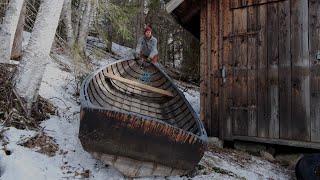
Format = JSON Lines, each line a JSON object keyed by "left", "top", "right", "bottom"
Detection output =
{"left": 166, "top": 0, "right": 320, "bottom": 149}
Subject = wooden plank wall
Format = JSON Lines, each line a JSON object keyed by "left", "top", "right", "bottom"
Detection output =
{"left": 200, "top": 0, "right": 220, "bottom": 136}
{"left": 247, "top": 0, "right": 258, "bottom": 137}
{"left": 310, "top": 0, "right": 320, "bottom": 142}
{"left": 232, "top": 1, "right": 248, "bottom": 136}
{"left": 291, "top": 0, "right": 310, "bottom": 141}
{"left": 278, "top": 0, "right": 291, "bottom": 141}
{"left": 200, "top": 0, "right": 320, "bottom": 144}
{"left": 257, "top": 0, "right": 268, "bottom": 138}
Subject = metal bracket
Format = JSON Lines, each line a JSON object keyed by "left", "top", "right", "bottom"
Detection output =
{"left": 316, "top": 51, "right": 320, "bottom": 61}
{"left": 220, "top": 65, "right": 226, "bottom": 84}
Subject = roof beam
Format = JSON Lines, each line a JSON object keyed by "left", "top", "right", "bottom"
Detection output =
{"left": 166, "top": 0, "right": 184, "bottom": 13}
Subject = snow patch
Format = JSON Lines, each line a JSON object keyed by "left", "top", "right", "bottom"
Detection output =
{"left": 112, "top": 42, "right": 134, "bottom": 59}
{"left": 22, "top": 31, "right": 31, "bottom": 51}
{"left": 181, "top": 88, "right": 200, "bottom": 116}
{"left": 1, "top": 55, "right": 124, "bottom": 179}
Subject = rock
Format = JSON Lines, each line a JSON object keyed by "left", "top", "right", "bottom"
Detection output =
{"left": 208, "top": 137, "right": 223, "bottom": 148}
{"left": 275, "top": 154, "right": 303, "bottom": 168}
{"left": 260, "top": 151, "right": 275, "bottom": 162}
{"left": 234, "top": 141, "right": 266, "bottom": 155}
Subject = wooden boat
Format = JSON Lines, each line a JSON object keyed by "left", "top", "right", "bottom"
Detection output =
{"left": 79, "top": 58, "right": 208, "bottom": 177}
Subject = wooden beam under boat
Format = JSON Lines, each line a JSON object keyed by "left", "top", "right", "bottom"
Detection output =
{"left": 104, "top": 72, "right": 175, "bottom": 97}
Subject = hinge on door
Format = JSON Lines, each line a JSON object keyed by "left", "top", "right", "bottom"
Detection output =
{"left": 230, "top": 0, "right": 287, "bottom": 10}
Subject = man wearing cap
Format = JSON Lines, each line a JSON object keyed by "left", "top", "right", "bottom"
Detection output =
{"left": 135, "top": 26, "right": 159, "bottom": 64}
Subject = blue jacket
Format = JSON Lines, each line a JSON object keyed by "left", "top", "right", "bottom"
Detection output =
{"left": 135, "top": 36, "right": 158, "bottom": 58}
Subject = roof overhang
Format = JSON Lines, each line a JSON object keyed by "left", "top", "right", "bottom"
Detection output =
{"left": 165, "top": 0, "right": 201, "bottom": 39}
{"left": 166, "top": 0, "right": 185, "bottom": 13}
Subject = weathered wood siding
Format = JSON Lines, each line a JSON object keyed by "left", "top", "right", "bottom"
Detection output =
{"left": 200, "top": 0, "right": 320, "bottom": 147}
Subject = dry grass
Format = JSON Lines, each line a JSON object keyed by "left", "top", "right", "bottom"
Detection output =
{"left": 20, "top": 132, "right": 59, "bottom": 157}
{"left": 0, "top": 65, "right": 56, "bottom": 130}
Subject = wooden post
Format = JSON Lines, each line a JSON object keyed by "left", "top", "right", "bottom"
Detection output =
{"left": 200, "top": 0, "right": 208, "bottom": 133}
{"left": 220, "top": 0, "right": 233, "bottom": 139}
{"left": 206, "top": 0, "right": 212, "bottom": 135}
{"left": 211, "top": 0, "right": 220, "bottom": 137}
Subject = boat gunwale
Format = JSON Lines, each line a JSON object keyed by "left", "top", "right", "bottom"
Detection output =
{"left": 80, "top": 58, "right": 208, "bottom": 142}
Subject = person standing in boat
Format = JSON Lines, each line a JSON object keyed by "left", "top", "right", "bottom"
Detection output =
{"left": 135, "top": 26, "right": 159, "bottom": 64}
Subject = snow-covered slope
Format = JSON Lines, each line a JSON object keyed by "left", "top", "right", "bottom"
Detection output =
{"left": 0, "top": 42, "right": 292, "bottom": 180}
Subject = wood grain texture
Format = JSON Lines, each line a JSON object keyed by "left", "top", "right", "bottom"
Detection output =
{"left": 232, "top": 7, "right": 248, "bottom": 136}
{"left": 200, "top": 0, "right": 207, "bottom": 131}
{"left": 205, "top": 0, "right": 213, "bottom": 135}
{"left": 197, "top": 0, "right": 320, "bottom": 147}
{"left": 309, "top": 0, "right": 320, "bottom": 142}
{"left": 267, "top": 2, "right": 279, "bottom": 139}
{"left": 220, "top": 0, "right": 233, "bottom": 139}
{"left": 247, "top": 0, "right": 258, "bottom": 137}
{"left": 211, "top": 0, "right": 220, "bottom": 137}
{"left": 257, "top": 3, "right": 268, "bottom": 138}
{"left": 278, "top": 0, "right": 291, "bottom": 139}
{"left": 291, "top": 0, "right": 310, "bottom": 141}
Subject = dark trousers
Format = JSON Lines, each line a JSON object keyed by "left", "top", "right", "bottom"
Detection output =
{"left": 140, "top": 54, "right": 159, "bottom": 63}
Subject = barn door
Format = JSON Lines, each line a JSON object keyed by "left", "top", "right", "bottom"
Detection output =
{"left": 219, "top": 0, "right": 291, "bottom": 139}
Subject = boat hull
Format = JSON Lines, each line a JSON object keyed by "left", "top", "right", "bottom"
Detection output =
{"left": 79, "top": 59, "right": 208, "bottom": 177}
{"left": 79, "top": 107, "right": 207, "bottom": 174}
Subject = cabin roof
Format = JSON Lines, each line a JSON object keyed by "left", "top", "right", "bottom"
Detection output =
{"left": 165, "top": 0, "right": 201, "bottom": 39}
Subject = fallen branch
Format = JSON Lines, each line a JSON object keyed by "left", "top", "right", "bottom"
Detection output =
{"left": 12, "top": 88, "right": 28, "bottom": 115}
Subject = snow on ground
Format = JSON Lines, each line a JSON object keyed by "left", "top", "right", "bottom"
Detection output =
{"left": 111, "top": 42, "right": 135, "bottom": 59}
{"left": 1, "top": 56, "right": 124, "bottom": 180}
{"left": 22, "top": 31, "right": 31, "bottom": 51}
{"left": 197, "top": 150, "right": 292, "bottom": 180}
{"left": 0, "top": 41, "right": 293, "bottom": 180}
{"left": 180, "top": 87, "right": 200, "bottom": 116}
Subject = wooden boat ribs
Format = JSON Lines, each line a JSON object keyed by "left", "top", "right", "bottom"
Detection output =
{"left": 79, "top": 59, "right": 208, "bottom": 176}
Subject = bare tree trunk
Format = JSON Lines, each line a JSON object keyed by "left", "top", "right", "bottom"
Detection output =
{"left": 76, "top": 0, "right": 93, "bottom": 56}
{"left": 11, "top": 2, "right": 26, "bottom": 60}
{"left": 15, "top": 0, "right": 64, "bottom": 115}
{"left": 62, "top": 0, "right": 74, "bottom": 49}
{"left": 135, "top": 0, "right": 145, "bottom": 43}
{"left": 0, "top": 30, "right": 10, "bottom": 63}
{"left": 0, "top": 0, "right": 25, "bottom": 63}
